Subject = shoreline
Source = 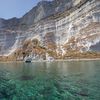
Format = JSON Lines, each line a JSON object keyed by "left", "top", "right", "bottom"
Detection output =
{"left": 0, "top": 58, "right": 100, "bottom": 63}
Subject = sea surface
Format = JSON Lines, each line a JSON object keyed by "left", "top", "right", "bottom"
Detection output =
{"left": 0, "top": 61, "right": 100, "bottom": 100}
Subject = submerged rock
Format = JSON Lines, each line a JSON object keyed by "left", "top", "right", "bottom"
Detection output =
{"left": 19, "top": 75, "right": 35, "bottom": 81}
{"left": 77, "top": 89, "right": 89, "bottom": 97}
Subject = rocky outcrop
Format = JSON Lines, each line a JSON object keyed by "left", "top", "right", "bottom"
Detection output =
{"left": 20, "top": 0, "right": 73, "bottom": 26}
{"left": 0, "top": 0, "right": 100, "bottom": 59}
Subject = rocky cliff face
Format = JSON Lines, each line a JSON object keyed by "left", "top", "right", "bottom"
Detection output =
{"left": 20, "top": 0, "right": 72, "bottom": 26}
{"left": 0, "top": 0, "right": 100, "bottom": 59}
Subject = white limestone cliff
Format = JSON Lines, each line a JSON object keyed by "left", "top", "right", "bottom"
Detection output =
{"left": 0, "top": 0, "right": 100, "bottom": 57}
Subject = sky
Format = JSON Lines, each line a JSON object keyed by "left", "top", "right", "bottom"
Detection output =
{"left": 0, "top": 0, "right": 41, "bottom": 19}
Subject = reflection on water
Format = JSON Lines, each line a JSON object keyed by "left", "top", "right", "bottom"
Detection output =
{"left": 0, "top": 61, "right": 100, "bottom": 100}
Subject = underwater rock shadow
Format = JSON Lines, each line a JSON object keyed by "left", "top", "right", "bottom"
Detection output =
{"left": 18, "top": 75, "right": 35, "bottom": 81}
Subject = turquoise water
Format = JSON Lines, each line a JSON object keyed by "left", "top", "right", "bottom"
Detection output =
{"left": 0, "top": 61, "right": 100, "bottom": 100}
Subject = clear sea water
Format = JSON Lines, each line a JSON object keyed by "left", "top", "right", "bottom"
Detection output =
{"left": 0, "top": 61, "right": 100, "bottom": 100}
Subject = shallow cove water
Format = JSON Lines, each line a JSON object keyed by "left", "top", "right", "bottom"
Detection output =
{"left": 0, "top": 61, "right": 100, "bottom": 100}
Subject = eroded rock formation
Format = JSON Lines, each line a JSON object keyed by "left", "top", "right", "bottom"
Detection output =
{"left": 0, "top": 0, "right": 100, "bottom": 60}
